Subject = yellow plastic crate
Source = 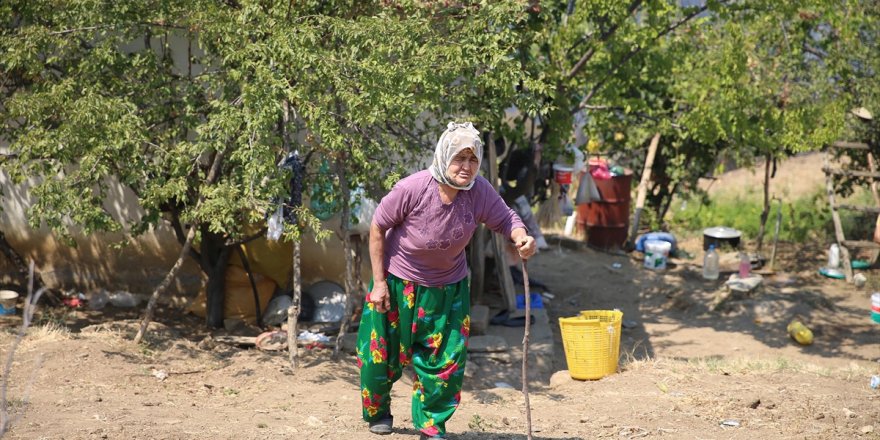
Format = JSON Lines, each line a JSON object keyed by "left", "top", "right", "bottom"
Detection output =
{"left": 559, "top": 310, "right": 623, "bottom": 380}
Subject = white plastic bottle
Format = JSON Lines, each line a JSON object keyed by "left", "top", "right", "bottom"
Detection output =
{"left": 828, "top": 244, "right": 840, "bottom": 269}
{"left": 703, "top": 245, "right": 720, "bottom": 280}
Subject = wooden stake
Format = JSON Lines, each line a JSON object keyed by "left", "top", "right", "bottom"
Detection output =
{"left": 627, "top": 133, "right": 660, "bottom": 248}
{"left": 520, "top": 260, "right": 533, "bottom": 440}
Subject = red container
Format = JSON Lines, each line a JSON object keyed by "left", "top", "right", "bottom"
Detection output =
{"left": 578, "top": 170, "right": 633, "bottom": 250}
{"left": 578, "top": 200, "right": 629, "bottom": 226}
{"left": 554, "top": 165, "right": 573, "bottom": 185}
{"left": 593, "top": 172, "right": 633, "bottom": 203}
{"left": 586, "top": 225, "right": 629, "bottom": 250}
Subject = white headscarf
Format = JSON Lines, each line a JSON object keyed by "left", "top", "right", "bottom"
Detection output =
{"left": 429, "top": 121, "right": 484, "bottom": 191}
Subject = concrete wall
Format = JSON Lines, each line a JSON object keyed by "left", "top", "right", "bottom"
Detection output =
{"left": 0, "top": 168, "right": 369, "bottom": 299}
{"left": 1, "top": 32, "right": 372, "bottom": 299}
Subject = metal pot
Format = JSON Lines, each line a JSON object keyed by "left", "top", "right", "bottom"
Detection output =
{"left": 703, "top": 226, "right": 742, "bottom": 250}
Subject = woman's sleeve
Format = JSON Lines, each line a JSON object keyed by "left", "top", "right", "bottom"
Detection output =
{"left": 372, "top": 179, "right": 413, "bottom": 230}
{"left": 474, "top": 178, "right": 526, "bottom": 237}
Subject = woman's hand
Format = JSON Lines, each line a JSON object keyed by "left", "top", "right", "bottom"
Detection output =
{"left": 368, "top": 280, "right": 391, "bottom": 313}
{"left": 516, "top": 235, "right": 537, "bottom": 260}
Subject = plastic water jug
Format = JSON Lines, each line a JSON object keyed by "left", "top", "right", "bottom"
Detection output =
{"left": 738, "top": 252, "right": 751, "bottom": 278}
{"left": 828, "top": 244, "right": 840, "bottom": 268}
{"left": 703, "top": 245, "right": 719, "bottom": 280}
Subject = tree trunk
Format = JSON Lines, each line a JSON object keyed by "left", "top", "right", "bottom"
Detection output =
{"left": 236, "top": 246, "right": 263, "bottom": 328}
{"left": 135, "top": 225, "right": 196, "bottom": 343}
{"left": 657, "top": 181, "right": 680, "bottom": 224}
{"left": 288, "top": 238, "right": 302, "bottom": 369}
{"left": 0, "top": 230, "right": 46, "bottom": 293}
{"left": 755, "top": 153, "right": 772, "bottom": 253}
{"left": 352, "top": 234, "right": 365, "bottom": 315}
{"left": 202, "top": 227, "right": 231, "bottom": 329}
{"left": 335, "top": 157, "right": 354, "bottom": 359}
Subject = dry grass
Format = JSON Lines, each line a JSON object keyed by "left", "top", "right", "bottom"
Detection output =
{"left": 23, "top": 322, "right": 70, "bottom": 343}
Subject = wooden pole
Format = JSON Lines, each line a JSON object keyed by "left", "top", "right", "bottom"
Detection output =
{"left": 520, "top": 260, "right": 533, "bottom": 440}
{"left": 866, "top": 153, "right": 880, "bottom": 264}
{"left": 469, "top": 225, "right": 487, "bottom": 304}
{"left": 487, "top": 133, "right": 517, "bottom": 312}
{"left": 867, "top": 152, "right": 880, "bottom": 207}
{"left": 335, "top": 157, "right": 354, "bottom": 359}
{"left": 824, "top": 152, "right": 854, "bottom": 282}
{"left": 627, "top": 133, "right": 660, "bottom": 248}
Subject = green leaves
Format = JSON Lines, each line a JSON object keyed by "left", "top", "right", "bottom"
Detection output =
{"left": 1, "top": 0, "right": 536, "bottom": 246}
{"left": 4, "top": 0, "right": 873, "bottom": 249}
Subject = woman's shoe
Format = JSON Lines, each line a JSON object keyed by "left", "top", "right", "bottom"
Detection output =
{"left": 368, "top": 414, "right": 393, "bottom": 435}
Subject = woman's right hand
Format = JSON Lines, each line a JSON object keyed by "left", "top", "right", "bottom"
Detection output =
{"left": 368, "top": 280, "right": 391, "bottom": 313}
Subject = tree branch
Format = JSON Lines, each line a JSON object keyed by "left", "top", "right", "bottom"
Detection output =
{"left": 566, "top": 0, "right": 643, "bottom": 80}
{"left": 48, "top": 25, "right": 109, "bottom": 36}
{"left": 574, "top": 2, "right": 717, "bottom": 112}
{"left": 803, "top": 42, "right": 827, "bottom": 59}
{"left": 225, "top": 228, "right": 268, "bottom": 247}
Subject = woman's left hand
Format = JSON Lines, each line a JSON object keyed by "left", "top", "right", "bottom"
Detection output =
{"left": 515, "top": 235, "right": 537, "bottom": 259}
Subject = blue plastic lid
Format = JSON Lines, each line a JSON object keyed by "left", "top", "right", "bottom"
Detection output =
{"left": 708, "top": 244, "right": 715, "bottom": 250}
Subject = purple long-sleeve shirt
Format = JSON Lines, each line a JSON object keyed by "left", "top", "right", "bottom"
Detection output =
{"left": 373, "top": 170, "right": 526, "bottom": 286}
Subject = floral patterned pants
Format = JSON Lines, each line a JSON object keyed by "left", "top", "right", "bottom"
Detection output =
{"left": 357, "top": 274, "right": 470, "bottom": 438}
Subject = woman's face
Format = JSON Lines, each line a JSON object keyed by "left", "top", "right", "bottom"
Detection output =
{"left": 446, "top": 148, "right": 479, "bottom": 187}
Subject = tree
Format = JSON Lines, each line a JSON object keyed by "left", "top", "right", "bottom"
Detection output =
{"left": 515, "top": 1, "right": 874, "bottom": 230}
{"left": 0, "top": 1, "right": 540, "bottom": 331}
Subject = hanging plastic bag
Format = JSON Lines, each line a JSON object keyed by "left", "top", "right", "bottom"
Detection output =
{"left": 574, "top": 171, "right": 602, "bottom": 204}
{"left": 267, "top": 204, "right": 284, "bottom": 241}
{"left": 349, "top": 186, "right": 378, "bottom": 235}
{"left": 559, "top": 186, "right": 574, "bottom": 216}
{"left": 309, "top": 159, "right": 339, "bottom": 221}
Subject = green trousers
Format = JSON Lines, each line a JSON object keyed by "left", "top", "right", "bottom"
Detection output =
{"left": 357, "top": 274, "right": 470, "bottom": 438}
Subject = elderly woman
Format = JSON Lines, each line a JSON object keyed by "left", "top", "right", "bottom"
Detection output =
{"left": 356, "top": 122, "right": 536, "bottom": 439}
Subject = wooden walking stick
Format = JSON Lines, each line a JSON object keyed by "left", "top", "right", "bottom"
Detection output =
{"left": 521, "top": 259, "right": 533, "bottom": 440}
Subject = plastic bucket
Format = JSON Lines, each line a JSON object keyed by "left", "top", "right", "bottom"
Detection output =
{"left": 644, "top": 240, "right": 672, "bottom": 270}
{"left": 0, "top": 290, "right": 19, "bottom": 315}
{"left": 559, "top": 310, "right": 623, "bottom": 380}
{"left": 553, "top": 164, "right": 573, "bottom": 185}
{"left": 872, "top": 293, "right": 880, "bottom": 323}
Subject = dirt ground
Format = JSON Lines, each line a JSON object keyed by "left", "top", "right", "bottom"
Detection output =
{"left": 2, "top": 152, "right": 879, "bottom": 439}
{"left": 1, "top": 235, "right": 878, "bottom": 440}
